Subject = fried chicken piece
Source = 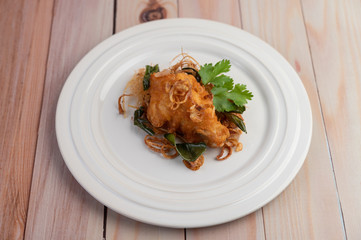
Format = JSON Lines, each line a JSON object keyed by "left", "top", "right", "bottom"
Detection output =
{"left": 147, "top": 72, "right": 230, "bottom": 147}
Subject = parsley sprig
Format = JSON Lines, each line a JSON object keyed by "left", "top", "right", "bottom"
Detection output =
{"left": 198, "top": 59, "right": 253, "bottom": 112}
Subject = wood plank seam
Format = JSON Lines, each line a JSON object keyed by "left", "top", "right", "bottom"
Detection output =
{"left": 238, "top": 0, "right": 244, "bottom": 30}
{"left": 113, "top": 0, "right": 118, "bottom": 34}
{"left": 238, "top": 1, "right": 266, "bottom": 239}
{"left": 298, "top": 0, "right": 347, "bottom": 239}
{"left": 177, "top": 0, "right": 180, "bottom": 17}
{"left": 21, "top": 0, "right": 56, "bottom": 239}
{"left": 103, "top": 206, "right": 108, "bottom": 240}
{"left": 102, "top": 1, "right": 118, "bottom": 238}
{"left": 261, "top": 208, "right": 267, "bottom": 240}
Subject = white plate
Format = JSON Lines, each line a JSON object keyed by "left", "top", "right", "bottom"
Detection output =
{"left": 56, "top": 18, "right": 312, "bottom": 228}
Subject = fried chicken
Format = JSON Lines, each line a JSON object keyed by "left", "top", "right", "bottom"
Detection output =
{"left": 147, "top": 72, "right": 230, "bottom": 147}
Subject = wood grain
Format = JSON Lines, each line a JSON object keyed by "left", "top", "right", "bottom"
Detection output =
{"left": 0, "top": 0, "right": 54, "bottom": 239}
{"left": 106, "top": 1, "right": 184, "bottom": 239}
{"left": 107, "top": 211, "right": 184, "bottom": 240}
{"left": 186, "top": 211, "right": 265, "bottom": 240}
{"left": 179, "top": 0, "right": 241, "bottom": 27}
{"left": 301, "top": 0, "right": 361, "bottom": 239}
{"left": 116, "top": 0, "right": 178, "bottom": 31}
{"left": 240, "top": 0, "right": 345, "bottom": 239}
{"left": 1, "top": 0, "right": 359, "bottom": 238}
{"left": 178, "top": 0, "right": 264, "bottom": 238}
{"left": 23, "top": 0, "right": 113, "bottom": 239}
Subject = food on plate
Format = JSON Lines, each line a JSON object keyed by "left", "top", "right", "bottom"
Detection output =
{"left": 118, "top": 53, "right": 253, "bottom": 170}
{"left": 147, "top": 72, "right": 230, "bottom": 147}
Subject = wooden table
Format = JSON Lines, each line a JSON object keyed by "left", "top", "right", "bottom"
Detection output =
{"left": 1, "top": 0, "right": 360, "bottom": 239}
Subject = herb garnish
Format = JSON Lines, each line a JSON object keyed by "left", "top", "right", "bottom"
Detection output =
{"left": 198, "top": 59, "right": 253, "bottom": 113}
{"left": 175, "top": 142, "right": 207, "bottom": 162}
{"left": 223, "top": 112, "right": 247, "bottom": 133}
{"left": 134, "top": 107, "right": 154, "bottom": 135}
{"left": 143, "top": 64, "right": 159, "bottom": 90}
{"left": 164, "top": 133, "right": 206, "bottom": 162}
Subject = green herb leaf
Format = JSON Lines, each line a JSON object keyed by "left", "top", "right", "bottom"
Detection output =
{"left": 199, "top": 59, "right": 253, "bottom": 113}
{"left": 211, "top": 87, "right": 237, "bottom": 112}
{"left": 198, "top": 60, "right": 231, "bottom": 85}
{"left": 212, "top": 74, "right": 234, "bottom": 90}
{"left": 198, "top": 63, "right": 214, "bottom": 84}
{"left": 226, "top": 84, "right": 253, "bottom": 106}
{"left": 134, "top": 107, "right": 154, "bottom": 135}
{"left": 224, "top": 113, "right": 247, "bottom": 133}
{"left": 213, "top": 59, "right": 231, "bottom": 76}
{"left": 164, "top": 133, "right": 176, "bottom": 146}
{"left": 175, "top": 142, "right": 207, "bottom": 162}
{"left": 164, "top": 134, "right": 205, "bottom": 162}
{"left": 143, "top": 64, "right": 159, "bottom": 90}
{"left": 230, "top": 105, "right": 246, "bottom": 114}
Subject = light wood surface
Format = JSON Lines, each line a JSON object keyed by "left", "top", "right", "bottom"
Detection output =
{"left": 240, "top": 0, "right": 345, "bottom": 239}
{"left": 24, "top": 0, "right": 113, "bottom": 239}
{"left": 1, "top": 0, "right": 360, "bottom": 239}
{"left": 179, "top": 0, "right": 242, "bottom": 27}
{"left": 116, "top": 0, "right": 178, "bottom": 31}
{"left": 301, "top": 1, "right": 361, "bottom": 239}
{"left": 0, "top": 0, "right": 53, "bottom": 239}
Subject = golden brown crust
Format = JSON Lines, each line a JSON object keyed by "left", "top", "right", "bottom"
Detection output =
{"left": 147, "top": 72, "right": 230, "bottom": 147}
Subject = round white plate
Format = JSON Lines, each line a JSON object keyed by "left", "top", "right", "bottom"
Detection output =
{"left": 56, "top": 18, "right": 312, "bottom": 228}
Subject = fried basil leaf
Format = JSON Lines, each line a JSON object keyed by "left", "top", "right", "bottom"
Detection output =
{"left": 175, "top": 142, "right": 207, "bottom": 162}
{"left": 164, "top": 133, "right": 176, "bottom": 146}
{"left": 134, "top": 107, "right": 154, "bottom": 135}
{"left": 230, "top": 105, "right": 246, "bottom": 114}
{"left": 224, "top": 112, "right": 247, "bottom": 134}
{"left": 143, "top": 64, "right": 159, "bottom": 90}
{"left": 182, "top": 67, "right": 201, "bottom": 82}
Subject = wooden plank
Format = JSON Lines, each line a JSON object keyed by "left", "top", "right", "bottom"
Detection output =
{"left": 0, "top": 0, "right": 54, "bottom": 239}
{"left": 107, "top": 211, "right": 184, "bottom": 240}
{"left": 179, "top": 0, "right": 241, "bottom": 27}
{"left": 24, "top": 0, "right": 113, "bottom": 239}
{"left": 116, "top": 0, "right": 178, "bottom": 31}
{"left": 186, "top": 211, "right": 265, "bottom": 240}
{"left": 178, "top": 1, "right": 265, "bottom": 239}
{"left": 240, "top": 0, "right": 345, "bottom": 239}
{"left": 106, "top": 1, "right": 184, "bottom": 239}
{"left": 301, "top": 0, "right": 361, "bottom": 239}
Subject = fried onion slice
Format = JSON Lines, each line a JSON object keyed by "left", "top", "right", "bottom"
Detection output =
{"left": 216, "top": 145, "right": 232, "bottom": 161}
{"left": 118, "top": 94, "right": 132, "bottom": 114}
{"left": 144, "top": 135, "right": 178, "bottom": 159}
{"left": 183, "top": 155, "right": 204, "bottom": 171}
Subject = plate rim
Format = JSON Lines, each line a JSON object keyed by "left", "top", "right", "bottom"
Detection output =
{"left": 56, "top": 18, "right": 312, "bottom": 228}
